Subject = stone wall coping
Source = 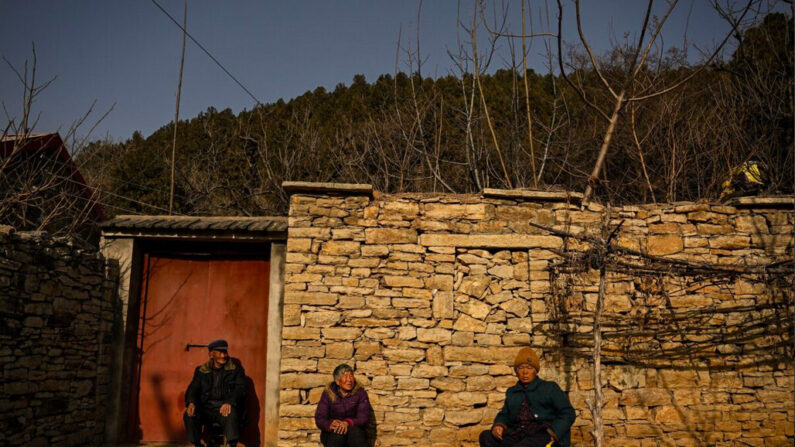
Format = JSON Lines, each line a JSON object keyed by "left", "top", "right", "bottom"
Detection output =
{"left": 482, "top": 188, "right": 584, "bottom": 203}
{"left": 282, "top": 181, "right": 373, "bottom": 195}
{"left": 419, "top": 233, "right": 562, "bottom": 248}
{"left": 727, "top": 195, "right": 794, "bottom": 208}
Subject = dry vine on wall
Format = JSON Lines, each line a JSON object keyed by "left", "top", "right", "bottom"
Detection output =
{"left": 535, "top": 217, "right": 793, "bottom": 446}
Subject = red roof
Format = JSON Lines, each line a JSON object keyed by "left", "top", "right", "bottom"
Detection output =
{"left": 0, "top": 132, "right": 105, "bottom": 221}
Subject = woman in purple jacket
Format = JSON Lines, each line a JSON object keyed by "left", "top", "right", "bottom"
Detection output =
{"left": 315, "top": 364, "right": 371, "bottom": 447}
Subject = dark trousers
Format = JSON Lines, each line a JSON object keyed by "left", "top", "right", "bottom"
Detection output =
{"left": 183, "top": 405, "right": 240, "bottom": 445}
{"left": 479, "top": 429, "right": 553, "bottom": 447}
{"left": 320, "top": 425, "right": 368, "bottom": 447}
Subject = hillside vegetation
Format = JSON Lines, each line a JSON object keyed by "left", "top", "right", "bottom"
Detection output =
{"left": 77, "top": 13, "right": 793, "bottom": 217}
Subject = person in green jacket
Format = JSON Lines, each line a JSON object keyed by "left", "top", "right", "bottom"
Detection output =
{"left": 479, "top": 347, "right": 576, "bottom": 447}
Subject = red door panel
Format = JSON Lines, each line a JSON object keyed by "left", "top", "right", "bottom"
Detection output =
{"left": 134, "top": 253, "right": 269, "bottom": 446}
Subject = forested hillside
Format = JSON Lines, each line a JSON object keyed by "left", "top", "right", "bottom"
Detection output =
{"left": 76, "top": 12, "right": 793, "bottom": 218}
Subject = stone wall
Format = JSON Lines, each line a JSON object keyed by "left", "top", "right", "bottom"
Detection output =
{"left": 278, "top": 190, "right": 794, "bottom": 447}
{"left": 0, "top": 226, "right": 119, "bottom": 447}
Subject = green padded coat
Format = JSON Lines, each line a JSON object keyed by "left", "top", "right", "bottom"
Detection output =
{"left": 493, "top": 377, "right": 576, "bottom": 447}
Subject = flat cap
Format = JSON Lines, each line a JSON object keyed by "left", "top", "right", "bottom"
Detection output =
{"left": 208, "top": 339, "right": 229, "bottom": 352}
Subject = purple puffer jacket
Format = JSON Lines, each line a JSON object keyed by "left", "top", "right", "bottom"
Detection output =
{"left": 314, "top": 382, "right": 371, "bottom": 431}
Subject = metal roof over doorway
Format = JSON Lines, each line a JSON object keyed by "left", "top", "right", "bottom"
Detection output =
{"left": 101, "top": 215, "right": 287, "bottom": 241}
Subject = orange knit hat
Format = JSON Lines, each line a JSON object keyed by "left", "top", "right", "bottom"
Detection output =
{"left": 513, "top": 347, "right": 540, "bottom": 371}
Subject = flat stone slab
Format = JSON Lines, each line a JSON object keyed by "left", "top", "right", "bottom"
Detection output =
{"left": 419, "top": 233, "right": 562, "bottom": 248}
{"left": 482, "top": 188, "right": 583, "bottom": 202}
{"left": 282, "top": 181, "right": 373, "bottom": 195}
{"left": 728, "top": 196, "right": 794, "bottom": 208}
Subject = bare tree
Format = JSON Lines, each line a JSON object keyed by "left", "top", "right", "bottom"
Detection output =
{"left": 1, "top": 46, "right": 112, "bottom": 246}
{"left": 556, "top": 0, "right": 755, "bottom": 204}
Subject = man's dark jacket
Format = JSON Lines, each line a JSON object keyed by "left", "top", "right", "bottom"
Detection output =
{"left": 493, "top": 377, "right": 576, "bottom": 447}
{"left": 185, "top": 358, "right": 246, "bottom": 408}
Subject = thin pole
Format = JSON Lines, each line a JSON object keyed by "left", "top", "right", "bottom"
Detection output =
{"left": 522, "top": 0, "right": 537, "bottom": 188}
{"left": 169, "top": 0, "right": 187, "bottom": 215}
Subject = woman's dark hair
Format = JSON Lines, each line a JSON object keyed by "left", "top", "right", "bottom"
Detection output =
{"left": 333, "top": 363, "right": 353, "bottom": 381}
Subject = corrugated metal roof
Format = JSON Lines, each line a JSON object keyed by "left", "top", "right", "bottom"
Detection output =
{"left": 102, "top": 215, "right": 287, "bottom": 233}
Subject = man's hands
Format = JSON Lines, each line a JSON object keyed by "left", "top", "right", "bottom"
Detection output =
{"left": 186, "top": 402, "right": 233, "bottom": 417}
{"left": 329, "top": 419, "right": 350, "bottom": 435}
{"left": 220, "top": 403, "right": 232, "bottom": 417}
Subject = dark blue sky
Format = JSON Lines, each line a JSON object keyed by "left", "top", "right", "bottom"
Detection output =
{"left": 0, "top": 1, "right": 751, "bottom": 143}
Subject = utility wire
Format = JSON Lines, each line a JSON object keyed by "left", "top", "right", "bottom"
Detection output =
{"left": 60, "top": 190, "right": 143, "bottom": 216}
{"left": 57, "top": 174, "right": 174, "bottom": 214}
{"left": 96, "top": 172, "right": 191, "bottom": 203}
{"left": 150, "top": 0, "right": 264, "bottom": 106}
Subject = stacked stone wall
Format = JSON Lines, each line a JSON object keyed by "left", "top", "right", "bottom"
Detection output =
{"left": 0, "top": 227, "right": 119, "bottom": 447}
{"left": 279, "top": 191, "right": 794, "bottom": 446}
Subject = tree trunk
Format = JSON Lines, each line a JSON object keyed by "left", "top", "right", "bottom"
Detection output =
{"left": 583, "top": 91, "right": 624, "bottom": 204}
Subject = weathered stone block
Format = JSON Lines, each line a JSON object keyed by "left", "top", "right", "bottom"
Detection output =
{"left": 371, "top": 375, "right": 396, "bottom": 390}
{"left": 325, "top": 342, "right": 354, "bottom": 359}
{"left": 279, "top": 404, "right": 316, "bottom": 417}
{"left": 445, "top": 408, "right": 483, "bottom": 425}
{"left": 320, "top": 240, "right": 361, "bottom": 256}
{"left": 280, "top": 373, "right": 328, "bottom": 389}
{"left": 487, "top": 265, "right": 513, "bottom": 279}
{"left": 647, "top": 235, "right": 683, "bottom": 255}
{"left": 346, "top": 318, "right": 400, "bottom": 327}
{"left": 453, "top": 315, "right": 486, "bottom": 333}
{"left": 435, "top": 391, "right": 488, "bottom": 408}
{"left": 466, "top": 376, "right": 496, "bottom": 391}
{"left": 619, "top": 389, "right": 672, "bottom": 406}
{"left": 458, "top": 275, "right": 491, "bottom": 298}
{"left": 417, "top": 328, "right": 453, "bottom": 344}
{"left": 284, "top": 252, "right": 317, "bottom": 264}
{"left": 443, "top": 346, "right": 523, "bottom": 364}
{"left": 458, "top": 300, "right": 491, "bottom": 320}
{"left": 430, "top": 377, "right": 465, "bottom": 392}
{"left": 403, "top": 288, "right": 432, "bottom": 300}
{"left": 361, "top": 245, "right": 389, "bottom": 260}
{"left": 365, "top": 228, "right": 418, "bottom": 244}
{"left": 284, "top": 291, "right": 338, "bottom": 305}
{"left": 304, "top": 311, "right": 342, "bottom": 327}
{"left": 287, "top": 238, "right": 313, "bottom": 253}
{"left": 397, "top": 378, "right": 429, "bottom": 390}
{"left": 321, "top": 327, "right": 362, "bottom": 340}
{"left": 383, "top": 275, "right": 425, "bottom": 288}
{"left": 283, "top": 327, "right": 320, "bottom": 340}
{"left": 384, "top": 348, "right": 425, "bottom": 362}
{"left": 281, "top": 358, "right": 317, "bottom": 373}
{"left": 709, "top": 235, "right": 750, "bottom": 249}
{"left": 355, "top": 360, "right": 388, "bottom": 375}
{"left": 499, "top": 299, "right": 529, "bottom": 317}
{"left": 282, "top": 345, "right": 325, "bottom": 359}
{"left": 420, "top": 234, "right": 562, "bottom": 248}
{"left": 649, "top": 223, "right": 680, "bottom": 234}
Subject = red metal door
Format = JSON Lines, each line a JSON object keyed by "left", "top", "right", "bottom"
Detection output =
{"left": 134, "top": 252, "right": 269, "bottom": 445}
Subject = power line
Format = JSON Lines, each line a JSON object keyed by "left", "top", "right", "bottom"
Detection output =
{"left": 59, "top": 190, "right": 143, "bottom": 216}
{"left": 149, "top": 0, "right": 264, "bottom": 107}
{"left": 56, "top": 174, "right": 175, "bottom": 214}
{"left": 96, "top": 171, "right": 191, "bottom": 203}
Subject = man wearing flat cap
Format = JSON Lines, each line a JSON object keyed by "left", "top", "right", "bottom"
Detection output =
{"left": 183, "top": 339, "right": 246, "bottom": 447}
{"left": 479, "top": 347, "right": 576, "bottom": 447}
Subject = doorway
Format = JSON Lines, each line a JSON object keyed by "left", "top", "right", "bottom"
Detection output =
{"left": 129, "top": 242, "right": 270, "bottom": 446}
